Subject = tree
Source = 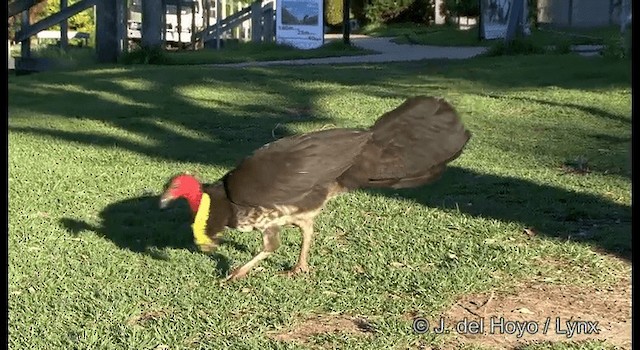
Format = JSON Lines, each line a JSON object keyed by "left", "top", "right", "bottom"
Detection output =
{"left": 325, "top": 0, "right": 343, "bottom": 26}
{"left": 8, "top": 0, "right": 95, "bottom": 35}
{"left": 43, "top": 0, "right": 95, "bottom": 32}
{"left": 365, "top": 0, "right": 435, "bottom": 24}
{"left": 441, "top": 0, "right": 480, "bottom": 19}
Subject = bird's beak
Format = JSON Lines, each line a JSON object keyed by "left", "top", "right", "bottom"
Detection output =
{"left": 159, "top": 192, "right": 174, "bottom": 209}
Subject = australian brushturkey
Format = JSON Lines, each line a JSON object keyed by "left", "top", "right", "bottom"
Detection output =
{"left": 160, "top": 96, "right": 471, "bottom": 281}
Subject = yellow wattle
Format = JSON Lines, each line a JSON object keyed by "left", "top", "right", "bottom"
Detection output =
{"left": 192, "top": 193, "right": 213, "bottom": 249}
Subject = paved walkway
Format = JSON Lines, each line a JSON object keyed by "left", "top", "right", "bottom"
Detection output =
{"left": 9, "top": 35, "right": 603, "bottom": 70}
{"left": 212, "top": 34, "right": 489, "bottom": 68}
{"left": 211, "top": 34, "right": 605, "bottom": 68}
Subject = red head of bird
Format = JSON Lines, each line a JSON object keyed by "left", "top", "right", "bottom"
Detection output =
{"left": 159, "top": 173, "right": 203, "bottom": 214}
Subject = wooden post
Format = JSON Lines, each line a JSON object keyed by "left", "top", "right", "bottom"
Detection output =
{"left": 263, "top": 4, "right": 273, "bottom": 43}
{"left": 191, "top": 1, "right": 196, "bottom": 48}
{"left": 231, "top": 1, "right": 236, "bottom": 39}
{"left": 204, "top": 0, "right": 210, "bottom": 38}
{"left": 141, "top": 0, "right": 162, "bottom": 48}
{"left": 342, "top": 0, "right": 350, "bottom": 44}
{"left": 96, "top": 0, "right": 119, "bottom": 62}
{"left": 216, "top": 0, "right": 221, "bottom": 48}
{"left": 116, "top": 0, "right": 126, "bottom": 53}
{"left": 250, "top": 1, "right": 261, "bottom": 43}
{"left": 177, "top": 0, "right": 182, "bottom": 45}
{"left": 234, "top": 2, "right": 240, "bottom": 39}
{"left": 161, "top": 0, "right": 167, "bottom": 46}
{"left": 221, "top": 0, "right": 226, "bottom": 42}
{"left": 20, "top": 9, "right": 31, "bottom": 58}
{"left": 203, "top": 1, "right": 209, "bottom": 47}
{"left": 60, "top": 0, "right": 68, "bottom": 49}
{"left": 478, "top": 0, "right": 484, "bottom": 41}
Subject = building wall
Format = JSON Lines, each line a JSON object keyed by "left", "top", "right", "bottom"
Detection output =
{"left": 571, "top": 0, "right": 611, "bottom": 27}
{"left": 436, "top": 0, "right": 628, "bottom": 28}
{"left": 537, "top": 0, "right": 571, "bottom": 26}
{"left": 537, "top": 0, "right": 623, "bottom": 27}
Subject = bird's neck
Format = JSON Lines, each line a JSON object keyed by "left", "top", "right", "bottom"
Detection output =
{"left": 185, "top": 189, "right": 203, "bottom": 215}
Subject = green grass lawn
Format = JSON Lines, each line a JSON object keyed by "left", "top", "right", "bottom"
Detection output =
{"left": 161, "top": 40, "right": 372, "bottom": 65}
{"left": 8, "top": 54, "right": 631, "bottom": 349}
{"left": 13, "top": 40, "right": 371, "bottom": 70}
{"left": 360, "top": 23, "right": 623, "bottom": 47}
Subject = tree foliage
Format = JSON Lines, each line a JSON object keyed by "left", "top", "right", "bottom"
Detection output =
{"left": 365, "top": 0, "right": 435, "bottom": 24}
{"left": 44, "top": 0, "right": 95, "bottom": 32}
{"left": 325, "top": 0, "right": 343, "bottom": 26}
{"left": 441, "top": 0, "right": 480, "bottom": 19}
{"left": 8, "top": 0, "right": 95, "bottom": 40}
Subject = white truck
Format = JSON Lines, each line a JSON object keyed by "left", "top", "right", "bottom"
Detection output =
{"left": 127, "top": 0, "right": 217, "bottom": 48}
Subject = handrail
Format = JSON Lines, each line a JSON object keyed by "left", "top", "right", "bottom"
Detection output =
{"left": 14, "top": 0, "right": 97, "bottom": 42}
{"left": 195, "top": 0, "right": 274, "bottom": 43}
{"left": 195, "top": 4, "right": 252, "bottom": 42}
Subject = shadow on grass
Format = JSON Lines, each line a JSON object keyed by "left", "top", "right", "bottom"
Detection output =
{"left": 9, "top": 56, "right": 631, "bottom": 264}
{"left": 480, "top": 93, "right": 632, "bottom": 126}
{"left": 59, "top": 167, "right": 631, "bottom": 265}
{"left": 59, "top": 195, "right": 249, "bottom": 276}
{"left": 8, "top": 66, "right": 335, "bottom": 170}
{"left": 366, "top": 166, "right": 631, "bottom": 261}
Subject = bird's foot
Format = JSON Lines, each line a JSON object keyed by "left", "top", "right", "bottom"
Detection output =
{"left": 223, "top": 268, "right": 248, "bottom": 283}
{"left": 197, "top": 236, "right": 222, "bottom": 253}
{"left": 198, "top": 242, "right": 219, "bottom": 254}
{"left": 286, "top": 264, "right": 310, "bottom": 277}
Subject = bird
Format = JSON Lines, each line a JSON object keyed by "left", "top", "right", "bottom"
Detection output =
{"left": 160, "top": 96, "right": 471, "bottom": 281}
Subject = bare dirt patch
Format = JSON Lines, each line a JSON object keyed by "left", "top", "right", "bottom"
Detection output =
{"left": 439, "top": 277, "right": 631, "bottom": 349}
{"left": 126, "top": 309, "right": 169, "bottom": 326}
{"left": 269, "top": 314, "right": 375, "bottom": 344}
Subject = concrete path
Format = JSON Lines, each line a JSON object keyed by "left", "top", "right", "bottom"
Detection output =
{"left": 9, "top": 35, "right": 602, "bottom": 71}
{"left": 334, "top": 34, "right": 488, "bottom": 59}
{"left": 212, "top": 34, "right": 489, "bottom": 68}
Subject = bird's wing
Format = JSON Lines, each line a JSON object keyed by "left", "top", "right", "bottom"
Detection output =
{"left": 223, "top": 128, "right": 371, "bottom": 207}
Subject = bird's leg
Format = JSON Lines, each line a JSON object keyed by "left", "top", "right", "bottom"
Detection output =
{"left": 225, "top": 226, "right": 280, "bottom": 282}
{"left": 288, "top": 219, "right": 314, "bottom": 276}
{"left": 198, "top": 234, "right": 223, "bottom": 253}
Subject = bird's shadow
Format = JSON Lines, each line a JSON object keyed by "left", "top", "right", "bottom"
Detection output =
{"left": 59, "top": 167, "right": 631, "bottom": 279}
{"left": 59, "top": 195, "right": 249, "bottom": 276}
{"left": 365, "top": 167, "right": 631, "bottom": 261}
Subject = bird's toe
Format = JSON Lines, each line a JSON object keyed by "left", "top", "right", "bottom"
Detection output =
{"left": 286, "top": 264, "right": 310, "bottom": 277}
{"left": 223, "top": 268, "right": 247, "bottom": 282}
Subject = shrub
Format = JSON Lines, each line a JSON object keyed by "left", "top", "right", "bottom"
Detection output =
{"left": 441, "top": 0, "right": 480, "bottom": 19}
{"left": 365, "top": 0, "right": 435, "bottom": 24}
{"left": 394, "top": 0, "right": 435, "bottom": 24}
{"left": 552, "top": 39, "right": 572, "bottom": 54}
{"left": 119, "top": 46, "right": 172, "bottom": 65}
{"left": 484, "top": 37, "right": 545, "bottom": 56}
{"left": 601, "top": 36, "right": 631, "bottom": 59}
{"left": 351, "top": 0, "right": 367, "bottom": 23}
{"left": 527, "top": 0, "right": 538, "bottom": 28}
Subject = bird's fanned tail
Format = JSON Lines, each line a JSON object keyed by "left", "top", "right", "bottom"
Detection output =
{"left": 339, "top": 96, "right": 471, "bottom": 189}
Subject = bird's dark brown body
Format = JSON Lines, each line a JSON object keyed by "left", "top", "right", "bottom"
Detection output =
{"left": 162, "top": 96, "right": 472, "bottom": 281}
{"left": 200, "top": 180, "right": 344, "bottom": 234}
